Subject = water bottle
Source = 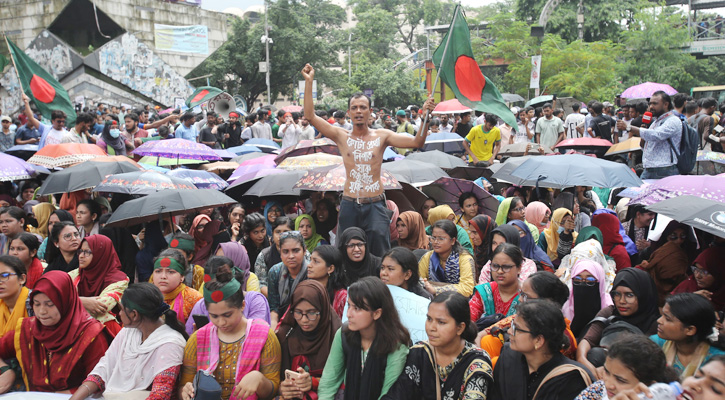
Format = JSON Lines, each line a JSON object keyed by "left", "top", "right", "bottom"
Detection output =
{"left": 637, "top": 382, "right": 683, "bottom": 400}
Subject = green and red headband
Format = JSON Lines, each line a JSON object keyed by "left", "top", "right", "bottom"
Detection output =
{"left": 203, "top": 278, "right": 242, "bottom": 303}
{"left": 169, "top": 237, "right": 195, "bottom": 252}
{"left": 154, "top": 257, "right": 185, "bottom": 275}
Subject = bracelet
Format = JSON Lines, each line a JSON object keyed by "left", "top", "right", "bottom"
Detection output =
{"left": 81, "top": 383, "right": 93, "bottom": 395}
{"left": 0, "top": 365, "right": 10, "bottom": 375}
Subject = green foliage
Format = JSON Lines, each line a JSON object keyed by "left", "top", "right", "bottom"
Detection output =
{"left": 344, "top": 55, "right": 425, "bottom": 109}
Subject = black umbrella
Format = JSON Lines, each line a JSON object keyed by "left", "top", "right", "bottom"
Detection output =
{"left": 244, "top": 170, "right": 307, "bottom": 197}
{"left": 4, "top": 144, "right": 38, "bottom": 160}
{"left": 647, "top": 195, "right": 725, "bottom": 238}
{"left": 490, "top": 156, "right": 532, "bottom": 183}
{"left": 105, "top": 189, "right": 237, "bottom": 228}
{"left": 93, "top": 170, "right": 197, "bottom": 195}
{"left": 386, "top": 182, "right": 429, "bottom": 212}
{"left": 422, "top": 177, "right": 499, "bottom": 218}
{"left": 406, "top": 150, "right": 466, "bottom": 169}
{"left": 36, "top": 159, "right": 142, "bottom": 196}
{"left": 382, "top": 159, "right": 449, "bottom": 185}
{"left": 447, "top": 166, "right": 493, "bottom": 181}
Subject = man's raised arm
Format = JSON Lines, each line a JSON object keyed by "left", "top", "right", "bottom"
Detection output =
{"left": 386, "top": 97, "right": 436, "bottom": 149}
{"left": 302, "top": 64, "right": 343, "bottom": 142}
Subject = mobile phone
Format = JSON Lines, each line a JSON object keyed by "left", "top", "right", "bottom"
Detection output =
{"left": 617, "top": 111, "right": 624, "bottom": 120}
{"left": 285, "top": 369, "right": 302, "bottom": 380}
{"left": 715, "top": 125, "right": 724, "bottom": 133}
{"left": 192, "top": 314, "right": 210, "bottom": 329}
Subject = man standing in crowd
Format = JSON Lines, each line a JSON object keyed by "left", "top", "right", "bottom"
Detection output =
{"left": 535, "top": 102, "right": 565, "bottom": 148}
{"left": 332, "top": 110, "right": 352, "bottom": 131}
{"left": 0, "top": 116, "right": 15, "bottom": 152}
{"left": 278, "top": 112, "right": 302, "bottom": 149}
{"left": 62, "top": 112, "right": 94, "bottom": 143}
{"left": 22, "top": 94, "right": 67, "bottom": 148}
{"left": 299, "top": 115, "right": 316, "bottom": 141}
{"left": 588, "top": 102, "right": 616, "bottom": 143}
{"left": 694, "top": 97, "right": 719, "bottom": 151}
{"left": 564, "top": 103, "right": 586, "bottom": 139}
{"left": 251, "top": 110, "right": 273, "bottom": 139}
{"left": 395, "top": 110, "right": 415, "bottom": 135}
{"left": 220, "top": 112, "right": 243, "bottom": 148}
{"left": 175, "top": 112, "right": 199, "bottom": 142}
{"left": 616, "top": 91, "right": 681, "bottom": 179}
{"left": 199, "top": 112, "right": 221, "bottom": 148}
{"left": 454, "top": 111, "right": 473, "bottom": 138}
{"left": 439, "top": 114, "right": 453, "bottom": 133}
{"left": 124, "top": 112, "right": 148, "bottom": 148}
{"left": 462, "top": 114, "right": 501, "bottom": 165}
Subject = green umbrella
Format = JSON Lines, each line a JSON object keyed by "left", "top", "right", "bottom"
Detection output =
{"left": 525, "top": 95, "right": 555, "bottom": 107}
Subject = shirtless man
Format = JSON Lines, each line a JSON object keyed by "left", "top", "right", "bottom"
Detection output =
{"left": 302, "top": 63, "right": 435, "bottom": 257}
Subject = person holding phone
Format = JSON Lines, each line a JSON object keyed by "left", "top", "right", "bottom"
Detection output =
{"left": 279, "top": 112, "right": 302, "bottom": 150}
{"left": 539, "top": 208, "right": 578, "bottom": 264}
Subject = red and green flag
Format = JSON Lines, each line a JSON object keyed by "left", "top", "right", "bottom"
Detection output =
{"left": 432, "top": 6, "right": 516, "bottom": 128}
{"left": 6, "top": 37, "right": 76, "bottom": 125}
{"left": 186, "top": 86, "right": 223, "bottom": 108}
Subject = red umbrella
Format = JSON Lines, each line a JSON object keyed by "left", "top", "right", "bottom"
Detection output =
{"left": 27, "top": 143, "right": 107, "bottom": 169}
{"left": 432, "top": 99, "right": 472, "bottom": 115}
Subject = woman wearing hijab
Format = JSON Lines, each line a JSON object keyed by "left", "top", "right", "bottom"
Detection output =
{"left": 30, "top": 202, "right": 55, "bottom": 239}
{"left": 525, "top": 201, "right": 550, "bottom": 234}
{"left": 190, "top": 215, "right": 229, "bottom": 268}
{"left": 396, "top": 211, "right": 429, "bottom": 251}
{"left": 591, "top": 213, "right": 631, "bottom": 271}
{"left": 509, "top": 220, "right": 553, "bottom": 271}
{"left": 469, "top": 215, "right": 496, "bottom": 276}
{"left": 425, "top": 205, "right": 473, "bottom": 254}
{"left": 215, "top": 241, "right": 260, "bottom": 292}
{"left": 96, "top": 120, "right": 128, "bottom": 156}
{"left": 387, "top": 200, "right": 400, "bottom": 244}
{"left": 38, "top": 209, "right": 74, "bottom": 260}
{"left": 0, "top": 271, "right": 112, "bottom": 393}
{"left": 135, "top": 220, "right": 168, "bottom": 284}
{"left": 556, "top": 227, "right": 616, "bottom": 293}
{"left": 68, "top": 235, "right": 129, "bottom": 336}
{"left": 44, "top": 221, "right": 81, "bottom": 273}
{"left": 264, "top": 201, "right": 284, "bottom": 238}
{"left": 338, "top": 227, "right": 381, "bottom": 285}
{"left": 576, "top": 268, "right": 660, "bottom": 376}
{"left": 495, "top": 197, "right": 540, "bottom": 242}
{"left": 540, "top": 208, "right": 578, "bottom": 264}
{"left": 277, "top": 280, "right": 342, "bottom": 400}
{"left": 296, "top": 214, "right": 328, "bottom": 251}
{"left": 312, "top": 198, "right": 338, "bottom": 242}
{"left": 478, "top": 225, "right": 537, "bottom": 285}
{"left": 562, "top": 259, "right": 614, "bottom": 338}
{"left": 672, "top": 247, "right": 725, "bottom": 310}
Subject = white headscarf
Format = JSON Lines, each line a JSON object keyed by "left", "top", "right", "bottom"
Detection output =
{"left": 557, "top": 239, "right": 616, "bottom": 293}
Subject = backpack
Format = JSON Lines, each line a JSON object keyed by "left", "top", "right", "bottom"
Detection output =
{"left": 668, "top": 116, "right": 698, "bottom": 174}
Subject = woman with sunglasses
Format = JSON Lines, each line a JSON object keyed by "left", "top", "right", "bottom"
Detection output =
{"left": 470, "top": 243, "right": 523, "bottom": 324}
{"left": 672, "top": 247, "right": 725, "bottom": 310}
{"left": 562, "top": 259, "right": 613, "bottom": 338}
{"left": 419, "top": 219, "right": 475, "bottom": 297}
{"left": 44, "top": 221, "right": 81, "bottom": 273}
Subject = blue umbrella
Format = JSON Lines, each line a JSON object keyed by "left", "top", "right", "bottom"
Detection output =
{"left": 226, "top": 145, "right": 262, "bottom": 155}
{"left": 166, "top": 169, "right": 230, "bottom": 190}
{"left": 214, "top": 149, "right": 237, "bottom": 159}
{"left": 4, "top": 144, "right": 38, "bottom": 160}
{"left": 245, "top": 138, "right": 280, "bottom": 153}
{"left": 505, "top": 154, "right": 643, "bottom": 189}
{"left": 0, "top": 153, "right": 38, "bottom": 181}
{"left": 423, "top": 132, "right": 465, "bottom": 154}
{"left": 383, "top": 147, "right": 401, "bottom": 161}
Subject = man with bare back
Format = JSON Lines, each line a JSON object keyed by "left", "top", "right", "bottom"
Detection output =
{"left": 302, "top": 63, "right": 435, "bottom": 257}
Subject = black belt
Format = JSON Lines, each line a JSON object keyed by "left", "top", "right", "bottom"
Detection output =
{"left": 341, "top": 194, "right": 386, "bottom": 204}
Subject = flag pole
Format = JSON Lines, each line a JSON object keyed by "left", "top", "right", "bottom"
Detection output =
{"left": 3, "top": 34, "right": 25, "bottom": 93}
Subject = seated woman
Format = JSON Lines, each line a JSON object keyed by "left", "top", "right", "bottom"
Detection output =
{"left": 383, "top": 292, "right": 494, "bottom": 400}
{"left": 264, "top": 201, "right": 284, "bottom": 238}
{"left": 509, "top": 220, "right": 554, "bottom": 271}
{"left": 226, "top": 203, "right": 246, "bottom": 243}
{"left": 243, "top": 212, "right": 270, "bottom": 268}
{"left": 190, "top": 215, "right": 230, "bottom": 271}
{"left": 381, "top": 247, "right": 433, "bottom": 300}
{"left": 525, "top": 201, "right": 550, "bottom": 235}
{"left": 8, "top": 233, "right": 43, "bottom": 288}
{"left": 44, "top": 221, "right": 81, "bottom": 273}
{"left": 38, "top": 209, "right": 74, "bottom": 261}
{"left": 491, "top": 300, "right": 594, "bottom": 400}
{"left": 495, "top": 197, "right": 540, "bottom": 242}
{"left": 0, "top": 271, "right": 112, "bottom": 393}
{"left": 562, "top": 259, "right": 614, "bottom": 339}
{"left": 215, "top": 241, "right": 260, "bottom": 292}
{"left": 312, "top": 198, "right": 337, "bottom": 242}
{"left": 574, "top": 334, "right": 668, "bottom": 400}
{"left": 0, "top": 256, "right": 31, "bottom": 337}
{"left": 672, "top": 247, "right": 725, "bottom": 310}
{"left": 577, "top": 268, "right": 660, "bottom": 376}
{"left": 0, "top": 207, "right": 27, "bottom": 254}
{"left": 296, "top": 214, "right": 328, "bottom": 251}
{"left": 539, "top": 208, "right": 578, "bottom": 265}
{"left": 186, "top": 256, "right": 271, "bottom": 335}
{"left": 425, "top": 205, "right": 474, "bottom": 254}
{"left": 396, "top": 211, "right": 430, "bottom": 252}
{"left": 277, "top": 280, "right": 341, "bottom": 400}
{"left": 469, "top": 215, "right": 496, "bottom": 279}
{"left": 419, "top": 219, "right": 475, "bottom": 297}
{"left": 75, "top": 199, "right": 102, "bottom": 237}
{"left": 167, "top": 232, "right": 205, "bottom": 291}
{"left": 255, "top": 216, "right": 293, "bottom": 297}
{"left": 338, "top": 227, "right": 381, "bottom": 284}
{"left": 420, "top": 198, "right": 437, "bottom": 227}
{"left": 152, "top": 249, "right": 202, "bottom": 326}
{"left": 672, "top": 356, "right": 725, "bottom": 400}
{"left": 455, "top": 191, "right": 481, "bottom": 241}
{"left": 591, "top": 213, "right": 631, "bottom": 271}
{"left": 70, "top": 283, "right": 189, "bottom": 400}
{"left": 470, "top": 243, "right": 523, "bottom": 323}
{"left": 651, "top": 293, "right": 725, "bottom": 378}
{"left": 307, "top": 245, "right": 348, "bottom": 318}
{"left": 556, "top": 226, "right": 616, "bottom": 293}
{"left": 179, "top": 273, "right": 281, "bottom": 400}
{"left": 318, "top": 277, "right": 410, "bottom": 400}
{"left": 268, "top": 231, "right": 309, "bottom": 328}
{"left": 478, "top": 225, "right": 537, "bottom": 285}
{"left": 30, "top": 202, "right": 55, "bottom": 240}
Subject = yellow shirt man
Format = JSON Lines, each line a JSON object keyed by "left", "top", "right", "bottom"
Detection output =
{"left": 465, "top": 124, "right": 501, "bottom": 163}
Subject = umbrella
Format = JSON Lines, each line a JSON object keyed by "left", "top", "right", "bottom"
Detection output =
{"left": 432, "top": 99, "right": 472, "bottom": 115}
{"left": 245, "top": 138, "right": 280, "bottom": 152}
{"left": 132, "top": 139, "right": 222, "bottom": 161}
{"left": 696, "top": 150, "right": 725, "bottom": 175}
{"left": 274, "top": 138, "right": 339, "bottom": 164}
{"left": 499, "top": 143, "right": 554, "bottom": 157}
{"left": 199, "top": 162, "right": 240, "bottom": 173}
{"left": 4, "top": 144, "right": 38, "bottom": 160}
{"left": 276, "top": 154, "right": 342, "bottom": 171}
{"left": 490, "top": 156, "right": 532, "bottom": 179}
{"left": 294, "top": 164, "right": 402, "bottom": 192}
{"left": 386, "top": 182, "right": 429, "bottom": 212}
{"left": 0, "top": 153, "right": 38, "bottom": 182}
{"left": 138, "top": 156, "right": 207, "bottom": 167}
{"left": 406, "top": 150, "right": 466, "bottom": 169}
{"left": 697, "top": 150, "right": 725, "bottom": 164}
{"left": 381, "top": 159, "right": 449, "bottom": 185}
{"left": 502, "top": 154, "right": 643, "bottom": 189}
{"left": 227, "top": 155, "right": 277, "bottom": 182}
{"left": 244, "top": 170, "right": 307, "bottom": 197}
{"left": 27, "top": 143, "right": 107, "bottom": 169}
{"left": 225, "top": 168, "right": 289, "bottom": 198}
{"left": 421, "top": 177, "right": 499, "bottom": 218}
{"left": 105, "top": 189, "right": 237, "bottom": 228}
{"left": 423, "top": 132, "right": 465, "bottom": 153}
{"left": 554, "top": 138, "right": 613, "bottom": 149}
{"left": 231, "top": 152, "right": 270, "bottom": 164}
{"left": 383, "top": 147, "right": 402, "bottom": 161}
{"left": 214, "top": 149, "right": 237, "bottom": 159}
{"left": 281, "top": 105, "right": 303, "bottom": 113}
{"left": 166, "top": 169, "right": 230, "bottom": 190}
{"left": 91, "top": 156, "right": 143, "bottom": 169}
{"left": 525, "top": 95, "right": 554, "bottom": 107}
{"left": 621, "top": 82, "right": 677, "bottom": 99}
{"left": 93, "top": 170, "right": 197, "bottom": 195}
{"left": 447, "top": 166, "right": 494, "bottom": 181}
{"left": 605, "top": 137, "right": 643, "bottom": 156}
{"left": 226, "top": 145, "right": 263, "bottom": 155}
{"left": 629, "top": 174, "right": 725, "bottom": 206}
{"left": 501, "top": 93, "right": 525, "bottom": 103}
{"left": 617, "top": 180, "right": 657, "bottom": 199}
{"left": 647, "top": 195, "right": 725, "bottom": 238}
{"left": 36, "top": 159, "right": 142, "bottom": 195}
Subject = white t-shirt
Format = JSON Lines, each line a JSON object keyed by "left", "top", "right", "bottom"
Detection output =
{"left": 563, "top": 113, "right": 586, "bottom": 139}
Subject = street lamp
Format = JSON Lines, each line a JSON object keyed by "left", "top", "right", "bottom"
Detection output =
{"left": 262, "top": 0, "right": 273, "bottom": 105}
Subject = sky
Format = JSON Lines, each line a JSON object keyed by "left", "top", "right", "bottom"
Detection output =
{"left": 200, "top": 0, "right": 488, "bottom": 12}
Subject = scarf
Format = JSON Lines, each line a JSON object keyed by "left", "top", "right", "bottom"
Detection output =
{"left": 338, "top": 227, "right": 381, "bottom": 284}
{"left": 592, "top": 213, "right": 627, "bottom": 255}
{"left": 397, "top": 211, "right": 429, "bottom": 251}
{"left": 77, "top": 235, "right": 128, "bottom": 297}
{"left": 31, "top": 202, "right": 56, "bottom": 238}
{"left": 295, "top": 214, "right": 325, "bottom": 251}
{"left": 192, "top": 219, "right": 223, "bottom": 267}
{"left": 611, "top": 268, "right": 659, "bottom": 333}
{"left": 495, "top": 198, "right": 514, "bottom": 226}
{"left": 277, "top": 258, "right": 309, "bottom": 315}
{"left": 563, "top": 259, "right": 613, "bottom": 335}
{"left": 429, "top": 249, "right": 461, "bottom": 284}
{"left": 543, "top": 208, "right": 577, "bottom": 261}
{"left": 312, "top": 199, "right": 337, "bottom": 242}
{"left": 100, "top": 225, "right": 139, "bottom": 283}
{"left": 264, "top": 201, "right": 283, "bottom": 237}
{"left": 662, "top": 340, "right": 712, "bottom": 378}
{"left": 575, "top": 226, "right": 604, "bottom": 247}
{"left": 134, "top": 220, "right": 168, "bottom": 283}
{"left": 101, "top": 126, "right": 126, "bottom": 155}
{"left": 277, "top": 280, "right": 342, "bottom": 372}
{"left": 509, "top": 220, "right": 552, "bottom": 267}
{"left": 164, "top": 283, "right": 188, "bottom": 323}
{"left": 190, "top": 214, "right": 212, "bottom": 253}
{"left": 525, "top": 201, "right": 550, "bottom": 234}
{"left": 387, "top": 200, "right": 400, "bottom": 242}
{"left": 217, "top": 241, "right": 251, "bottom": 289}
{"left": 592, "top": 209, "right": 637, "bottom": 255}
{"left": 0, "top": 286, "right": 29, "bottom": 336}
{"left": 427, "top": 205, "right": 455, "bottom": 226}
{"left": 342, "top": 325, "right": 388, "bottom": 400}
{"left": 470, "top": 215, "right": 496, "bottom": 268}
{"left": 673, "top": 247, "right": 725, "bottom": 309}
{"left": 642, "top": 240, "right": 689, "bottom": 306}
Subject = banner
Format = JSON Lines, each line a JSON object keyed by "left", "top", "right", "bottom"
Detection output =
{"left": 530, "top": 55, "right": 541, "bottom": 89}
{"left": 154, "top": 24, "right": 209, "bottom": 55}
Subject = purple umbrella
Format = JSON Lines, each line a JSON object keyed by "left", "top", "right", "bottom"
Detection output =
{"left": 225, "top": 168, "right": 289, "bottom": 199}
{"left": 227, "top": 162, "right": 277, "bottom": 182}
{"left": 166, "top": 169, "right": 229, "bottom": 190}
{"left": 421, "top": 177, "right": 499, "bottom": 218}
{"left": 132, "top": 139, "right": 222, "bottom": 161}
{"left": 621, "top": 82, "right": 677, "bottom": 99}
{"left": 0, "top": 153, "right": 37, "bottom": 181}
{"left": 629, "top": 174, "right": 725, "bottom": 206}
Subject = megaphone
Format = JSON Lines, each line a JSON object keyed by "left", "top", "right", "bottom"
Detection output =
{"left": 208, "top": 92, "right": 237, "bottom": 120}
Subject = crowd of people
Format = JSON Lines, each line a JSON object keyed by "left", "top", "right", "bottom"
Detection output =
{"left": 0, "top": 65, "right": 724, "bottom": 399}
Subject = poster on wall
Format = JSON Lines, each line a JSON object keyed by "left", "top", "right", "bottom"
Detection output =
{"left": 154, "top": 24, "right": 209, "bottom": 55}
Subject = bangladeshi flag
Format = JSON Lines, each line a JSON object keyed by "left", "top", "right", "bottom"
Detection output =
{"left": 432, "top": 6, "right": 516, "bottom": 128}
{"left": 6, "top": 38, "right": 76, "bottom": 125}
{"left": 186, "top": 86, "right": 223, "bottom": 108}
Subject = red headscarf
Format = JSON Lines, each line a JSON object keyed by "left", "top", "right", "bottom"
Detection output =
{"left": 190, "top": 214, "right": 212, "bottom": 254}
{"left": 592, "top": 213, "right": 631, "bottom": 271}
{"left": 192, "top": 216, "right": 222, "bottom": 266}
{"left": 77, "top": 235, "right": 128, "bottom": 297}
{"left": 397, "top": 211, "right": 429, "bottom": 251}
{"left": 672, "top": 246, "right": 725, "bottom": 309}
{"left": 387, "top": 200, "right": 400, "bottom": 242}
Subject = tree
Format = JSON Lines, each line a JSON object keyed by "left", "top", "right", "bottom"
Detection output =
{"left": 343, "top": 55, "right": 425, "bottom": 109}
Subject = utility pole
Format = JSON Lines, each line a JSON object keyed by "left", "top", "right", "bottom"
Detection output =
{"left": 348, "top": 33, "right": 353, "bottom": 80}
{"left": 264, "top": 0, "right": 271, "bottom": 105}
{"left": 577, "top": 0, "right": 584, "bottom": 41}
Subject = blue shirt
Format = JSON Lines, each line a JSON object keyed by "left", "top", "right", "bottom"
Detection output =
{"left": 639, "top": 111, "right": 681, "bottom": 168}
{"left": 174, "top": 123, "right": 198, "bottom": 142}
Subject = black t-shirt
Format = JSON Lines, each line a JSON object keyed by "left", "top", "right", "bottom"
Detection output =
{"left": 630, "top": 116, "right": 643, "bottom": 128}
{"left": 199, "top": 126, "right": 219, "bottom": 147}
{"left": 220, "top": 122, "right": 243, "bottom": 147}
{"left": 591, "top": 114, "right": 614, "bottom": 141}
{"left": 455, "top": 122, "right": 472, "bottom": 138}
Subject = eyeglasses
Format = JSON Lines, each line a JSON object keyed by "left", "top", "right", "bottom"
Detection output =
{"left": 512, "top": 207, "right": 526, "bottom": 213}
{"left": 268, "top": 208, "right": 282, "bottom": 214}
{"left": 510, "top": 321, "right": 531, "bottom": 336}
{"left": 667, "top": 233, "right": 688, "bottom": 241}
{"left": 0, "top": 272, "right": 17, "bottom": 282}
{"left": 293, "top": 310, "right": 320, "bottom": 321}
{"left": 196, "top": 224, "right": 207, "bottom": 230}
{"left": 691, "top": 265, "right": 710, "bottom": 276}
{"left": 572, "top": 276, "right": 598, "bottom": 286}
{"left": 77, "top": 249, "right": 93, "bottom": 257}
{"left": 490, "top": 263, "right": 516, "bottom": 273}
{"left": 430, "top": 236, "right": 450, "bottom": 243}
{"left": 346, "top": 242, "right": 366, "bottom": 249}
{"left": 53, "top": 119, "right": 66, "bottom": 124}
{"left": 519, "top": 292, "right": 537, "bottom": 302}
{"left": 611, "top": 290, "right": 637, "bottom": 302}
{"left": 62, "top": 231, "right": 81, "bottom": 241}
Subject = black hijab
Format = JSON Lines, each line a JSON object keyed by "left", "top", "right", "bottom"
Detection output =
{"left": 338, "top": 227, "right": 380, "bottom": 285}
{"left": 490, "top": 225, "right": 520, "bottom": 251}
{"left": 470, "top": 215, "right": 496, "bottom": 269}
{"left": 611, "top": 268, "right": 660, "bottom": 333}
{"left": 100, "top": 225, "right": 138, "bottom": 283}
{"left": 313, "top": 199, "right": 338, "bottom": 242}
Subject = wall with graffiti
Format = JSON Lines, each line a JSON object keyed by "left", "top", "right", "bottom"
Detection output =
{"left": 25, "top": 31, "right": 84, "bottom": 81}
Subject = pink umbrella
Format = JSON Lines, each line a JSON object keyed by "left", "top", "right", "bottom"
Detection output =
{"left": 555, "top": 138, "right": 613, "bottom": 148}
{"left": 227, "top": 155, "right": 277, "bottom": 182}
{"left": 281, "top": 105, "right": 303, "bottom": 113}
{"left": 432, "top": 99, "right": 472, "bottom": 115}
{"left": 621, "top": 82, "right": 677, "bottom": 99}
